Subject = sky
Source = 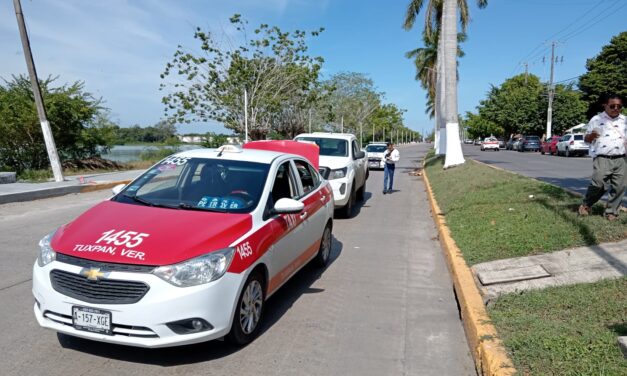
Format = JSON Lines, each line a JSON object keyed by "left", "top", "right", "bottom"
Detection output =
{"left": 1, "top": 0, "right": 626, "bottom": 136}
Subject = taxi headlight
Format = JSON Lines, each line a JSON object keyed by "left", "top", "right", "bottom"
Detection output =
{"left": 329, "top": 167, "right": 347, "bottom": 180}
{"left": 37, "top": 231, "right": 57, "bottom": 267}
{"left": 153, "top": 248, "right": 235, "bottom": 287}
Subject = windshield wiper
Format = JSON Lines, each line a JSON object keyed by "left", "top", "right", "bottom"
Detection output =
{"left": 123, "top": 193, "right": 176, "bottom": 209}
{"left": 178, "top": 203, "right": 228, "bottom": 212}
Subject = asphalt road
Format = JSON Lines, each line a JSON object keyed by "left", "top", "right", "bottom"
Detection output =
{"left": 0, "top": 144, "right": 474, "bottom": 376}
{"left": 462, "top": 144, "right": 626, "bottom": 207}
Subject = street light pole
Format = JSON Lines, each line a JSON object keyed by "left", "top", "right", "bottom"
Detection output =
{"left": 13, "top": 0, "right": 64, "bottom": 182}
{"left": 244, "top": 88, "right": 248, "bottom": 143}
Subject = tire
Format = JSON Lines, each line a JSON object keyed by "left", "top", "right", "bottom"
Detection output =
{"left": 338, "top": 182, "right": 355, "bottom": 218}
{"left": 541, "top": 149, "right": 545, "bottom": 155}
{"left": 226, "top": 270, "right": 265, "bottom": 346}
{"left": 356, "top": 178, "right": 366, "bottom": 201}
{"left": 313, "top": 223, "right": 332, "bottom": 268}
{"left": 565, "top": 148, "right": 570, "bottom": 157}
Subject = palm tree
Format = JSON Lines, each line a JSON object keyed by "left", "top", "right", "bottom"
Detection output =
{"left": 404, "top": 0, "right": 487, "bottom": 166}
{"left": 406, "top": 31, "right": 466, "bottom": 119}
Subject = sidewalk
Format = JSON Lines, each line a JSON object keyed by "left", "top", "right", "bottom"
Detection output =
{"left": 0, "top": 169, "right": 145, "bottom": 205}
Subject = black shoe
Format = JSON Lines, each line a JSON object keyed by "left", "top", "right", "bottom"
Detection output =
{"left": 383, "top": 190, "right": 387, "bottom": 194}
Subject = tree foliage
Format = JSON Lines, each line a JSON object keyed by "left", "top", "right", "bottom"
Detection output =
{"left": 0, "top": 75, "right": 112, "bottom": 173}
{"left": 579, "top": 31, "right": 627, "bottom": 117}
{"left": 113, "top": 120, "right": 177, "bottom": 144}
{"left": 160, "top": 14, "right": 325, "bottom": 140}
{"left": 466, "top": 74, "right": 587, "bottom": 138}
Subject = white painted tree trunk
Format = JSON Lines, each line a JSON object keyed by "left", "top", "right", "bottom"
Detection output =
{"left": 442, "top": 0, "right": 465, "bottom": 168}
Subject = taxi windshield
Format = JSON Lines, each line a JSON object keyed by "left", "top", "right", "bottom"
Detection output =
{"left": 114, "top": 156, "right": 269, "bottom": 213}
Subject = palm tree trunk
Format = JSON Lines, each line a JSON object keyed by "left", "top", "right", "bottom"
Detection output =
{"left": 442, "top": 0, "right": 465, "bottom": 168}
{"left": 436, "top": 36, "right": 446, "bottom": 155}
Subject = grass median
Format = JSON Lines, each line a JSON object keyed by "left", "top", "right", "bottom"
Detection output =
{"left": 424, "top": 154, "right": 627, "bottom": 266}
{"left": 424, "top": 154, "right": 627, "bottom": 375}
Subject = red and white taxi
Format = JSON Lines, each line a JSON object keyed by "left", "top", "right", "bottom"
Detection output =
{"left": 32, "top": 141, "right": 334, "bottom": 348}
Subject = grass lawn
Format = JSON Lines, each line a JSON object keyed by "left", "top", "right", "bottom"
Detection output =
{"left": 424, "top": 155, "right": 627, "bottom": 266}
{"left": 425, "top": 154, "right": 627, "bottom": 375}
{"left": 488, "top": 278, "right": 627, "bottom": 375}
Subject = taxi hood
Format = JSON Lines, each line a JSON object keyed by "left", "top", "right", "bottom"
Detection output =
{"left": 51, "top": 201, "right": 252, "bottom": 266}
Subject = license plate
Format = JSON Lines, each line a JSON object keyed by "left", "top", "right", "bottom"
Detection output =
{"left": 72, "top": 306, "right": 112, "bottom": 335}
{"left": 369, "top": 162, "right": 379, "bottom": 167}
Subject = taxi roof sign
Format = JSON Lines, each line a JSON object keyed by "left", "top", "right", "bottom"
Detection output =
{"left": 243, "top": 140, "right": 319, "bottom": 170}
{"left": 216, "top": 144, "right": 243, "bottom": 156}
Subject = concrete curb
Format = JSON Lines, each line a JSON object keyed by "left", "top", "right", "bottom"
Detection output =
{"left": 0, "top": 180, "right": 131, "bottom": 205}
{"left": 421, "top": 157, "right": 516, "bottom": 376}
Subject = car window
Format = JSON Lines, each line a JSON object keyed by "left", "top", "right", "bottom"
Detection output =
{"left": 574, "top": 135, "right": 584, "bottom": 141}
{"left": 271, "top": 162, "right": 297, "bottom": 204}
{"left": 293, "top": 159, "right": 319, "bottom": 196}
{"left": 114, "top": 157, "right": 270, "bottom": 213}
{"left": 351, "top": 140, "right": 359, "bottom": 158}
{"left": 366, "top": 144, "right": 386, "bottom": 152}
{"left": 295, "top": 137, "right": 348, "bottom": 157}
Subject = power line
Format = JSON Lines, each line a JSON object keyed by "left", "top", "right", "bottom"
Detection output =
{"left": 559, "top": 0, "right": 626, "bottom": 43}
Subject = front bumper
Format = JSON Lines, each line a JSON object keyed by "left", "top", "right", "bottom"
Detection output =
{"left": 367, "top": 158, "right": 385, "bottom": 169}
{"left": 32, "top": 260, "right": 243, "bottom": 348}
{"left": 328, "top": 178, "right": 351, "bottom": 208}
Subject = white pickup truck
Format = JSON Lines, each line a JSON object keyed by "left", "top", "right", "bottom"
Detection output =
{"left": 295, "top": 133, "right": 368, "bottom": 217}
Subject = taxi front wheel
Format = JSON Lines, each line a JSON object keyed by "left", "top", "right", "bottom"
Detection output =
{"left": 226, "top": 271, "right": 265, "bottom": 346}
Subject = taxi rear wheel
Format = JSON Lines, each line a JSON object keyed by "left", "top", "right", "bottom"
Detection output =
{"left": 226, "top": 271, "right": 265, "bottom": 346}
{"left": 314, "top": 224, "right": 332, "bottom": 268}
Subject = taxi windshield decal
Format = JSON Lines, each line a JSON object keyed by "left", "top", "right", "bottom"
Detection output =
{"left": 197, "top": 196, "right": 244, "bottom": 210}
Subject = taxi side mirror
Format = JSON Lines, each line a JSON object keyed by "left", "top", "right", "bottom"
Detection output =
{"left": 273, "top": 198, "right": 304, "bottom": 214}
{"left": 354, "top": 150, "right": 365, "bottom": 159}
{"left": 111, "top": 184, "right": 126, "bottom": 196}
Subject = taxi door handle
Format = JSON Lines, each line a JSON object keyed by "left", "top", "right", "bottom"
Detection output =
{"left": 300, "top": 211, "right": 308, "bottom": 219}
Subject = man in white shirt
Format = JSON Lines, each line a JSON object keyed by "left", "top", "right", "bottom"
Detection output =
{"left": 578, "top": 94, "right": 626, "bottom": 221}
{"left": 383, "top": 142, "right": 400, "bottom": 194}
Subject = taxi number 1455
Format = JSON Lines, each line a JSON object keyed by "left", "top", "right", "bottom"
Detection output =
{"left": 95, "top": 230, "right": 149, "bottom": 248}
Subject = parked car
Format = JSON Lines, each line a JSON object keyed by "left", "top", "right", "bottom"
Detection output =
{"left": 556, "top": 133, "right": 589, "bottom": 157}
{"left": 497, "top": 138, "right": 506, "bottom": 149}
{"left": 463, "top": 139, "right": 474, "bottom": 144}
{"left": 519, "top": 135, "right": 541, "bottom": 152}
{"left": 364, "top": 142, "right": 388, "bottom": 170}
{"left": 541, "top": 135, "right": 561, "bottom": 155}
{"left": 481, "top": 137, "right": 500, "bottom": 151}
{"left": 506, "top": 137, "right": 519, "bottom": 150}
{"left": 32, "top": 142, "right": 334, "bottom": 348}
{"left": 295, "top": 132, "right": 368, "bottom": 217}
{"left": 474, "top": 139, "right": 482, "bottom": 145}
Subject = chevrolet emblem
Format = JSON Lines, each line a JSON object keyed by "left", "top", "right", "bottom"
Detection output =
{"left": 80, "top": 267, "right": 108, "bottom": 281}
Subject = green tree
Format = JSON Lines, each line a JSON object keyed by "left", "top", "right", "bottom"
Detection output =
{"left": 463, "top": 111, "right": 502, "bottom": 139}
{"left": 322, "top": 72, "right": 383, "bottom": 143}
{"left": 366, "top": 103, "right": 406, "bottom": 143}
{"left": 0, "top": 75, "right": 109, "bottom": 173}
{"left": 160, "top": 14, "right": 325, "bottom": 140}
{"left": 578, "top": 31, "right": 627, "bottom": 117}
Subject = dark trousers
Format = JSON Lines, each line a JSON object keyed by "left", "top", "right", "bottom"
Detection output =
{"left": 383, "top": 163, "right": 395, "bottom": 191}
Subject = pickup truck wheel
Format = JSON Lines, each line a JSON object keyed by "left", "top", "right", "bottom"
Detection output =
{"left": 357, "top": 179, "right": 366, "bottom": 201}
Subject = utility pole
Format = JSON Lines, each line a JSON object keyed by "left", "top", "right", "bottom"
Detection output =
{"left": 524, "top": 62, "right": 529, "bottom": 85}
{"left": 308, "top": 108, "right": 312, "bottom": 133}
{"left": 372, "top": 124, "right": 375, "bottom": 143}
{"left": 341, "top": 116, "right": 344, "bottom": 133}
{"left": 13, "top": 0, "right": 64, "bottom": 182}
{"left": 244, "top": 88, "right": 248, "bottom": 143}
{"left": 546, "top": 41, "right": 556, "bottom": 138}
